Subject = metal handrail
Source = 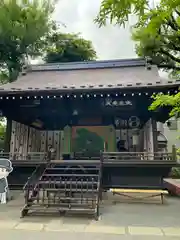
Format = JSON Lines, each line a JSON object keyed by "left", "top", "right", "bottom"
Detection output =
{"left": 23, "top": 164, "right": 47, "bottom": 190}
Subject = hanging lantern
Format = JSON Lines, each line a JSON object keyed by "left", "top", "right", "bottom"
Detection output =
{"left": 72, "top": 110, "right": 78, "bottom": 116}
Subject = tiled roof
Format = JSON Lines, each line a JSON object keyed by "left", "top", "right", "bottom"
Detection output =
{"left": 0, "top": 58, "right": 179, "bottom": 94}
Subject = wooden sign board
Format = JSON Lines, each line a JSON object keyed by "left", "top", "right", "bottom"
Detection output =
{"left": 114, "top": 116, "right": 141, "bottom": 129}
{"left": 103, "top": 98, "right": 133, "bottom": 108}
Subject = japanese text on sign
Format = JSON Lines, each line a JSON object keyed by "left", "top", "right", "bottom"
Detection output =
{"left": 104, "top": 98, "right": 132, "bottom": 107}
{"left": 115, "top": 116, "right": 140, "bottom": 129}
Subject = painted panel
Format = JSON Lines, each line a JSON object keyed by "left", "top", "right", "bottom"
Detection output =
{"left": 63, "top": 126, "right": 71, "bottom": 154}
{"left": 107, "top": 125, "right": 116, "bottom": 152}
{"left": 71, "top": 125, "right": 116, "bottom": 154}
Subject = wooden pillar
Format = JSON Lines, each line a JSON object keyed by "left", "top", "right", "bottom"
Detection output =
{"left": 152, "top": 120, "right": 158, "bottom": 152}
{"left": 172, "top": 144, "right": 177, "bottom": 161}
{"left": 139, "top": 128, "right": 144, "bottom": 152}
{"left": 10, "top": 121, "right": 16, "bottom": 157}
{"left": 60, "top": 130, "right": 64, "bottom": 159}
{"left": 143, "top": 119, "right": 155, "bottom": 160}
{"left": 146, "top": 119, "right": 154, "bottom": 153}
{"left": 143, "top": 125, "right": 147, "bottom": 151}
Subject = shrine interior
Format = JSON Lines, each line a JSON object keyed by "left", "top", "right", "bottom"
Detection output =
{"left": 0, "top": 88, "right": 175, "bottom": 160}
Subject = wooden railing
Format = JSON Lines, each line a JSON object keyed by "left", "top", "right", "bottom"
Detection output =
{"left": 0, "top": 152, "right": 48, "bottom": 163}
{"left": 101, "top": 152, "right": 176, "bottom": 162}
{"left": 73, "top": 151, "right": 100, "bottom": 160}
{"left": 0, "top": 150, "right": 177, "bottom": 164}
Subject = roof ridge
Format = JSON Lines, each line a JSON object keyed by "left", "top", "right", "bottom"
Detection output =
{"left": 30, "top": 58, "right": 146, "bottom": 72}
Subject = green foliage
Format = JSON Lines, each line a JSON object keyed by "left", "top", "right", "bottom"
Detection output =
{"left": 97, "top": 0, "right": 180, "bottom": 71}
{"left": 0, "top": 118, "right": 6, "bottom": 140}
{"left": 95, "top": 0, "right": 148, "bottom": 27}
{"left": 96, "top": 0, "right": 180, "bottom": 156}
{"left": 0, "top": 0, "right": 57, "bottom": 151}
{"left": 44, "top": 33, "right": 97, "bottom": 63}
{"left": 96, "top": 0, "right": 180, "bottom": 27}
{"left": 0, "top": 69, "right": 9, "bottom": 84}
{"left": 0, "top": 0, "right": 57, "bottom": 81}
{"left": 0, "top": 118, "right": 6, "bottom": 150}
{"left": 149, "top": 92, "right": 180, "bottom": 154}
{"left": 132, "top": 6, "right": 180, "bottom": 71}
{"left": 170, "top": 167, "right": 180, "bottom": 178}
{"left": 149, "top": 92, "right": 180, "bottom": 117}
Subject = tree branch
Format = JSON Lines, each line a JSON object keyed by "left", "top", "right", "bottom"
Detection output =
{"left": 165, "top": 16, "right": 180, "bottom": 41}
{"left": 157, "top": 64, "right": 180, "bottom": 70}
{"left": 160, "top": 23, "right": 180, "bottom": 48}
{"left": 175, "top": 9, "right": 180, "bottom": 16}
{"left": 170, "top": 14, "right": 179, "bottom": 29}
{"left": 160, "top": 48, "right": 180, "bottom": 63}
{"left": 166, "top": 20, "right": 178, "bottom": 31}
{"left": 161, "top": 38, "right": 180, "bottom": 51}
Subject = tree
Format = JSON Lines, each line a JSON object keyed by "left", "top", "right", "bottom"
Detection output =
{"left": 0, "top": 118, "right": 6, "bottom": 140}
{"left": 96, "top": 0, "right": 180, "bottom": 73}
{"left": 95, "top": 0, "right": 149, "bottom": 27}
{"left": 96, "top": 0, "right": 178, "bottom": 27}
{"left": 149, "top": 93, "right": 180, "bottom": 164}
{"left": 96, "top": 0, "right": 180, "bottom": 100}
{"left": 132, "top": 7, "right": 180, "bottom": 74}
{"left": 149, "top": 93, "right": 180, "bottom": 118}
{"left": 44, "top": 32, "right": 97, "bottom": 63}
{"left": 0, "top": 0, "right": 57, "bottom": 82}
{"left": 0, "top": 0, "right": 57, "bottom": 151}
{"left": 0, "top": 69, "right": 9, "bottom": 84}
{"left": 96, "top": 0, "right": 180, "bottom": 156}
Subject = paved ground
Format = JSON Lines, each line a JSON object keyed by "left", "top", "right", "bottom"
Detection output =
{"left": 0, "top": 191, "right": 180, "bottom": 239}
{"left": 0, "top": 229, "right": 180, "bottom": 240}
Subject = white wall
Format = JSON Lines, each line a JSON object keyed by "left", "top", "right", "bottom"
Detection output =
{"left": 163, "top": 120, "right": 180, "bottom": 151}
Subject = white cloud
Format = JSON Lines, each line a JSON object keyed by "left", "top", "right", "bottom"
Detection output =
{"left": 52, "top": 0, "right": 169, "bottom": 78}
{"left": 31, "top": 0, "right": 168, "bottom": 78}
{"left": 53, "top": 0, "right": 138, "bottom": 60}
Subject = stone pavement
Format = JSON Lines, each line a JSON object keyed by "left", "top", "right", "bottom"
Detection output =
{"left": 0, "top": 191, "right": 180, "bottom": 239}
{"left": 0, "top": 229, "right": 180, "bottom": 240}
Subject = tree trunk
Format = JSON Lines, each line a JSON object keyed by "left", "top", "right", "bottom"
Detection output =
{"left": 4, "top": 119, "right": 12, "bottom": 153}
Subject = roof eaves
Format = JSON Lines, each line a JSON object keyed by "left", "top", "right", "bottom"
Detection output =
{"left": 0, "top": 81, "right": 179, "bottom": 96}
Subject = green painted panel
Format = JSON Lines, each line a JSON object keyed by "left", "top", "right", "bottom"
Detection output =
{"left": 72, "top": 127, "right": 104, "bottom": 154}
{"left": 107, "top": 125, "right": 116, "bottom": 152}
{"left": 71, "top": 125, "right": 116, "bottom": 154}
{"left": 63, "top": 125, "right": 71, "bottom": 154}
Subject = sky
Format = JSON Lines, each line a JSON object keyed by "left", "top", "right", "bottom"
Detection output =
{"left": 53, "top": 0, "right": 137, "bottom": 60}
{"left": 51, "top": 0, "right": 167, "bottom": 78}
{"left": 32, "top": 0, "right": 138, "bottom": 64}
{"left": 31, "top": 0, "right": 167, "bottom": 78}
